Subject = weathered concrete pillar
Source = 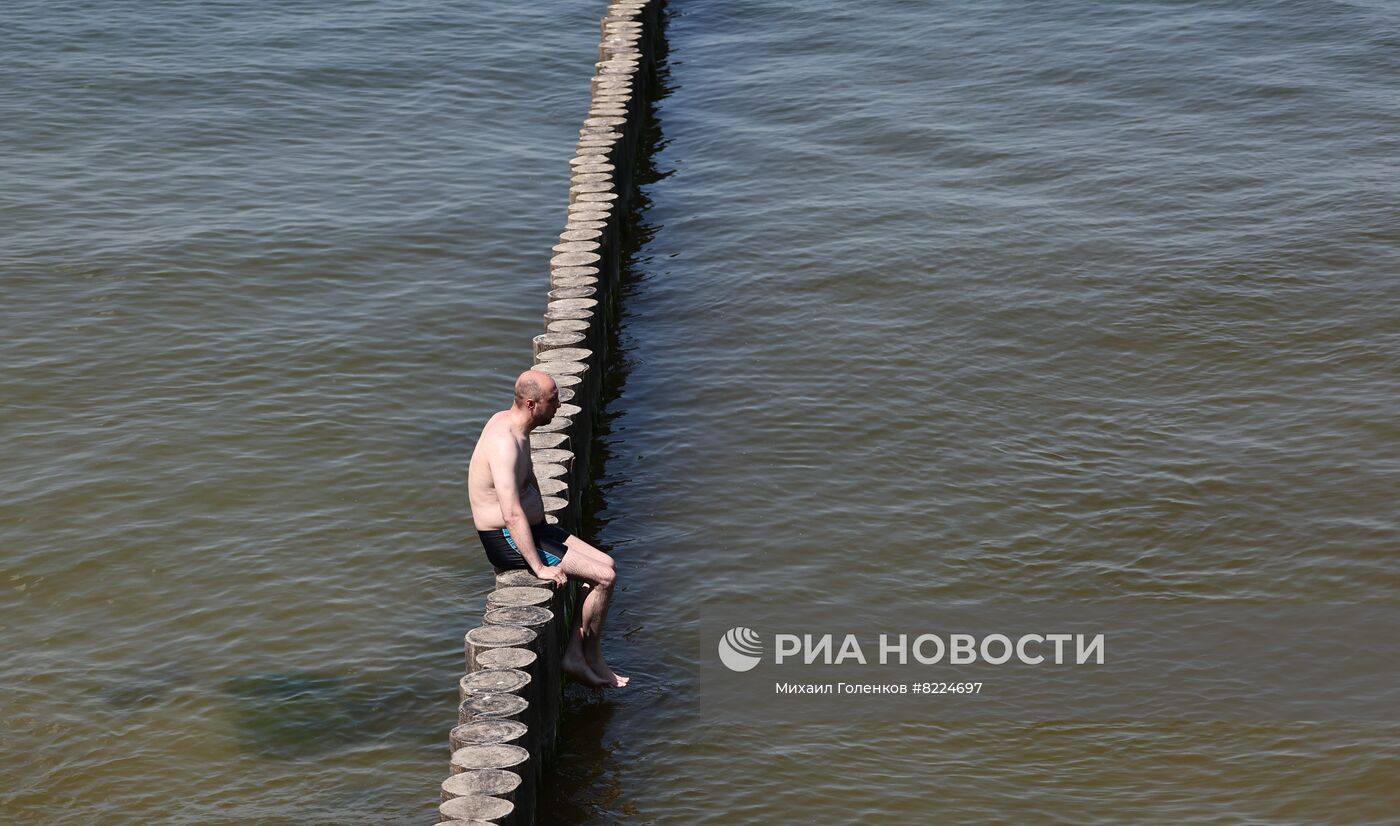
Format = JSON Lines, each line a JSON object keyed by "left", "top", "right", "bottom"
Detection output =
{"left": 458, "top": 692, "right": 529, "bottom": 726}
{"left": 495, "top": 569, "right": 550, "bottom": 589}
{"left": 436, "top": 793, "right": 517, "bottom": 825}
{"left": 550, "top": 263, "right": 602, "bottom": 287}
{"left": 548, "top": 286, "right": 597, "bottom": 302}
{"left": 486, "top": 574, "right": 567, "bottom": 672}
{"left": 449, "top": 718, "right": 529, "bottom": 753}
{"left": 533, "top": 331, "right": 586, "bottom": 361}
{"left": 447, "top": 742, "right": 529, "bottom": 772}
{"left": 447, "top": 744, "right": 532, "bottom": 824}
{"left": 465, "top": 625, "right": 536, "bottom": 674}
{"left": 459, "top": 668, "right": 532, "bottom": 704}
{"left": 484, "top": 605, "right": 563, "bottom": 673}
{"left": 459, "top": 668, "right": 536, "bottom": 765}
{"left": 536, "top": 348, "right": 595, "bottom": 368}
{"left": 441, "top": 768, "right": 521, "bottom": 805}
{"left": 484, "top": 604, "right": 562, "bottom": 756}
{"left": 434, "top": 795, "right": 518, "bottom": 826}
{"left": 530, "top": 448, "right": 575, "bottom": 479}
{"left": 476, "top": 648, "right": 540, "bottom": 722}
{"left": 560, "top": 226, "right": 604, "bottom": 243}
{"left": 486, "top": 586, "right": 553, "bottom": 612}
{"left": 459, "top": 697, "right": 529, "bottom": 728}
{"left": 567, "top": 198, "right": 616, "bottom": 216}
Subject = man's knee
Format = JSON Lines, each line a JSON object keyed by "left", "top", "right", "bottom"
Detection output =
{"left": 596, "top": 561, "right": 617, "bottom": 589}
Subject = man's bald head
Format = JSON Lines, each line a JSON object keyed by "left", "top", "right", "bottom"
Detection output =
{"left": 514, "top": 370, "right": 558, "bottom": 406}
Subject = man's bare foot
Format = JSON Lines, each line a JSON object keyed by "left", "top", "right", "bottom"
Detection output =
{"left": 588, "top": 656, "right": 630, "bottom": 688}
{"left": 562, "top": 651, "right": 609, "bottom": 689}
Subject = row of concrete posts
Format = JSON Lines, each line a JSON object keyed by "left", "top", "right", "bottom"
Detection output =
{"left": 435, "top": 1, "right": 666, "bottom": 823}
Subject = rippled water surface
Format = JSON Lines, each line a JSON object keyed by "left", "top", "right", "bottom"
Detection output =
{"left": 553, "top": 0, "right": 1400, "bottom": 823}
{"left": 4, "top": 0, "right": 1399, "bottom": 823}
{"left": 3, "top": 0, "right": 600, "bottom": 821}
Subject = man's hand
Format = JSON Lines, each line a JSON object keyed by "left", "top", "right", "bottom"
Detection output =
{"left": 535, "top": 565, "right": 567, "bottom": 587}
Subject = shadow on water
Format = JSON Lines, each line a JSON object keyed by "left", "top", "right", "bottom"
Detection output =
{"left": 94, "top": 605, "right": 478, "bottom": 761}
{"left": 539, "top": 5, "right": 677, "bottom": 824}
{"left": 97, "top": 664, "right": 196, "bottom": 709}
{"left": 216, "top": 609, "right": 487, "bottom": 758}
{"left": 221, "top": 672, "right": 424, "bottom": 758}
{"left": 546, "top": 693, "right": 625, "bottom": 823}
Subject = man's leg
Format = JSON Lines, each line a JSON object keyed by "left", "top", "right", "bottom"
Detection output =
{"left": 559, "top": 535, "right": 628, "bottom": 688}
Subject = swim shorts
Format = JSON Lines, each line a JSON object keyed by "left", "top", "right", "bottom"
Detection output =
{"left": 478, "top": 522, "right": 571, "bottom": 571}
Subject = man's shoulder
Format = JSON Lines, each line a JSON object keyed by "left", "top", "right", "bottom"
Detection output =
{"left": 478, "top": 412, "right": 525, "bottom": 452}
{"left": 481, "top": 410, "right": 513, "bottom": 434}
{"left": 472, "top": 412, "right": 505, "bottom": 453}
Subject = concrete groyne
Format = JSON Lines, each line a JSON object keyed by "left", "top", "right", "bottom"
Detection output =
{"left": 439, "top": 2, "right": 665, "bottom": 823}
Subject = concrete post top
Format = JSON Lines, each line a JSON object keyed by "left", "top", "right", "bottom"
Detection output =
{"left": 531, "top": 448, "right": 575, "bottom": 465}
{"left": 464, "top": 624, "right": 536, "bottom": 647}
{"left": 550, "top": 276, "right": 600, "bottom": 290}
{"left": 547, "top": 319, "right": 592, "bottom": 334}
{"left": 535, "top": 477, "right": 568, "bottom": 497}
{"left": 545, "top": 297, "right": 599, "bottom": 311}
{"left": 488, "top": 585, "right": 553, "bottom": 607}
{"left": 441, "top": 767, "right": 522, "bottom": 798}
{"left": 551, "top": 264, "right": 601, "bottom": 278}
{"left": 458, "top": 691, "right": 528, "bottom": 718}
{"left": 484, "top": 604, "right": 554, "bottom": 627}
{"left": 450, "top": 743, "right": 530, "bottom": 769}
{"left": 449, "top": 718, "right": 529, "bottom": 746}
{"left": 460, "top": 668, "right": 531, "bottom": 695}
{"left": 530, "top": 427, "right": 569, "bottom": 450}
{"left": 476, "top": 647, "right": 538, "bottom": 669}
{"left": 550, "top": 249, "right": 602, "bottom": 266}
{"left": 565, "top": 210, "right": 611, "bottom": 225}
{"left": 568, "top": 199, "right": 615, "bottom": 213}
{"left": 435, "top": 816, "right": 502, "bottom": 826}
{"left": 533, "top": 414, "right": 574, "bottom": 433}
{"left": 548, "top": 286, "right": 597, "bottom": 300}
{"left": 552, "top": 241, "right": 602, "bottom": 256}
{"left": 532, "top": 360, "right": 589, "bottom": 378}
{"left": 532, "top": 462, "right": 567, "bottom": 480}
{"left": 495, "top": 568, "right": 551, "bottom": 588}
{"left": 534, "top": 330, "right": 587, "bottom": 347}
{"left": 439, "top": 795, "right": 515, "bottom": 822}
{"left": 536, "top": 347, "right": 593, "bottom": 363}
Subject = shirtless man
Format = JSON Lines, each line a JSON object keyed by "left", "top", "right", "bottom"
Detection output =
{"left": 468, "top": 370, "right": 629, "bottom": 689}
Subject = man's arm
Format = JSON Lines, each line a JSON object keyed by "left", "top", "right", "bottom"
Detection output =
{"left": 488, "top": 439, "right": 567, "bottom": 586}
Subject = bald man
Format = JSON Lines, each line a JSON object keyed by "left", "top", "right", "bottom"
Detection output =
{"left": 469, "top": 370, "right": 629, "bottom": 689}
